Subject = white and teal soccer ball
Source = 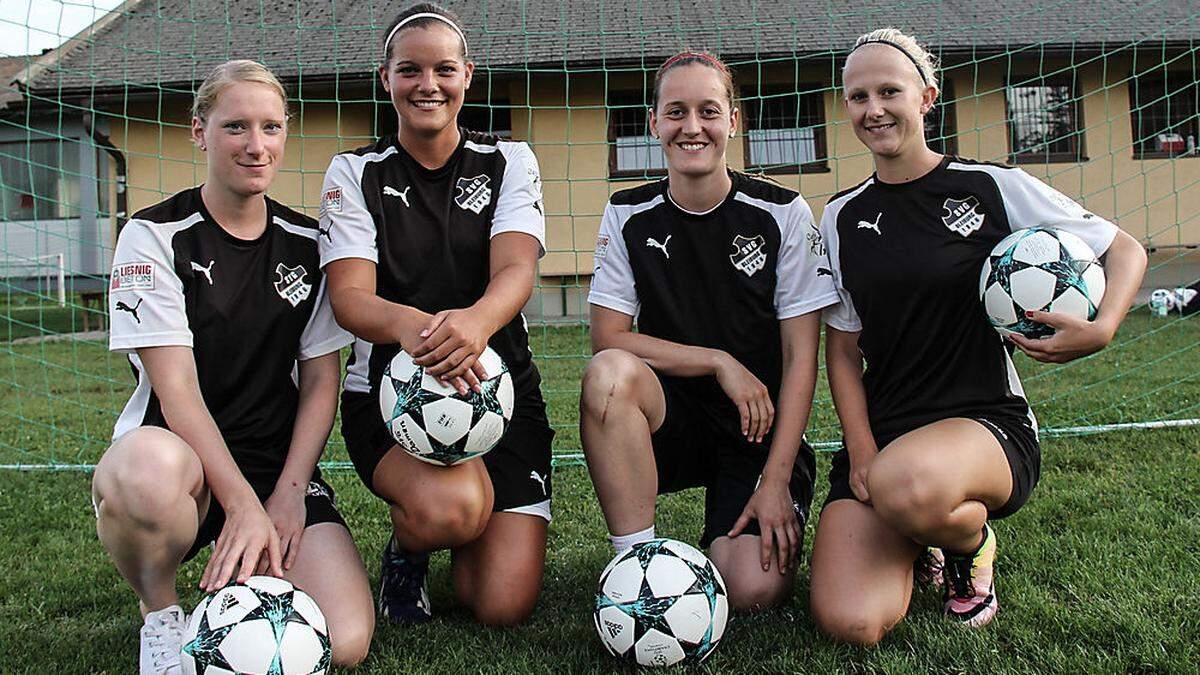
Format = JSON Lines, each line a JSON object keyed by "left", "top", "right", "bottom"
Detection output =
{"left": 181, "top": 576, "right": 330, "bottom": 675}
{"left": 594, "top": 539, "right": 729, "bottom": 667}
{"left": 378, "top": 346, "right": 514, "bottom": 466}
{"left": 979, "top": 227, "right": 1105, "bottom": 339}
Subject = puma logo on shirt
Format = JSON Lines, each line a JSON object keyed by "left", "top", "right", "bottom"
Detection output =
{"left": 646, "top": 235, "right": 672, "bottom": 259}
{"left": 115, "top": 298, "right": 142, "bottom": 323}
{"left": 857, "top": 212, "right": 882, "bottom": 235}
{"left": 383, "top": 185, "right": 411, "bottom": 207}
{"left": 191, "top": 260, "right": 215, "bottom": 285}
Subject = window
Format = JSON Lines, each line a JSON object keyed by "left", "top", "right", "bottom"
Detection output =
{"left": 925, "top": 78, "right": 958, "bottom": 155}
{"left": 0, "top": 138, "right": 81, "bottom": 221}
{"left": 608, "top": 91, "right": 666, "bottom": 177}
{"left": 460, "top": 100, "right": 513, "bottom": 138}
{"left": 741, "top": 84, "right": 827, "bottom": 173}
{"left": 1130, "top": 65, "right": 1198, "bottom": 159}
{"left": 1006, "top": 74, "right": 1085, "bottom": 163}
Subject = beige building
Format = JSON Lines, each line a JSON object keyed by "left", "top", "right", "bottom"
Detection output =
{"left": 4, "top": 1, "right": 1197, "bottom": 311}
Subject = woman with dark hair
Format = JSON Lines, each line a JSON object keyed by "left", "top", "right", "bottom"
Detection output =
{"left": 319, "top": 3, "right": 552, "bottom": 627}
{"left": 581, "top": 50, "right": 838, "bottom": 610}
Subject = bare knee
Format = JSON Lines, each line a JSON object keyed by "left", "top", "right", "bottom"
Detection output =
{"left": 723, "top": 572, "right": 790, "bottom": 612}
{"left": 868, "top": 459, "right": 948, "bottom": 536}
{"left": 94, "top": 428, "right": 199, "bottom": 526}
{"left": 580, "top": 349, "right": 647, "bottom": 424}
{"left": 393, "top": 478, "right": 491, "bottom": 548}
{"left": 812, "top": 602, "right": 892, "bottom": 646}
{"left": 329, "top": 615, "right": 374, "bottom": 669}
{"left": 470, "top": 589, "right": 538, "bottom": 627}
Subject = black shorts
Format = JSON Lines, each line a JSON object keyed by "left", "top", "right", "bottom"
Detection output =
{"left": 822, "top": 415, "right": 1041, "bottom": 520}
{"left": 183, "top": 471, "right": 346, "bottom": 563}
{"left": 340, "top": 382, "right": 555, "bottom": 521}
{"left": 651, "top": 374, "right": 816, "bottom": 549}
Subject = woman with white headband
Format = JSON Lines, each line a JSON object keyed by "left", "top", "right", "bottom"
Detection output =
{"left": 809, "top": 27, "right": 1145, "bottom": 644}
{"left": 319, "top": 3, "right": 552, "bottom": 627}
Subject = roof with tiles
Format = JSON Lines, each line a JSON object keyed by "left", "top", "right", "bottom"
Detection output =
{"left": 20, "top": 0, "right": 1200, "bottom": 96}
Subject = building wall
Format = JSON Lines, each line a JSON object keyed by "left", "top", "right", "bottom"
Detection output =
{"left": 95, "top": 52, "right": 1198, "bottom": 317}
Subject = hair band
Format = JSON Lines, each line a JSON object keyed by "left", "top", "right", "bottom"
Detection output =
{"left": 382, "top": 12, "right": 469, "bottom": 60}
{"left": 850, "top": 39, "right": 928, "bottom": 85}
{"left": 660, "top": 51, "right": 724, "bottom": 72}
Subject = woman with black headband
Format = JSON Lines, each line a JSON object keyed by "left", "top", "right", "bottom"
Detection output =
{"left": 810, "top": 28, "right": 1145, "bottom": 643}
{"left": 318, "top": 3, "right": 552, "bottom": 626}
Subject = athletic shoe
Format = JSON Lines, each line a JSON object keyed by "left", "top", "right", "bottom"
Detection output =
{"left": 378, "top": 535, "right": 432, "bottom": 625}
{"left": 139, "top": 604, "right": 185, "bottom": 674}
{"left": 942, "top": 523, "right": 999, "bottom": 627}
{"left": 914, "top": 546, "right": 945, "bottom": 588}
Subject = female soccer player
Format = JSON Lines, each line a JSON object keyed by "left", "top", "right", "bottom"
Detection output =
{"left": 319, "top": 4, "right": 551, "bottom": 626}
{"left": 93, "top": 60, "right": 373, "bottom": 673}
{"left": 582, "top": 51, "right": 839, "bottom": 610}
{"left": 810, "top": 28, "right": 1147, "bottom": 644}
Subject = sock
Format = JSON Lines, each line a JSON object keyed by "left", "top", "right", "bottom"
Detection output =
{"left": 609, "top": 525, "right": 655, "bottom": 554}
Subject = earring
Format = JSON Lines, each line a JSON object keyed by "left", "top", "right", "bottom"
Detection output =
{"left": 199, "top": 144, "right": 206, "bottom": 151}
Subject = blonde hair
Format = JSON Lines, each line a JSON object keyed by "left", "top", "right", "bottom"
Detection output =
{"left": 191, "top": 59, "right": 289, "bottom": 123}
{"left": 848, "top": 28, "right": 940, "bottom": 93}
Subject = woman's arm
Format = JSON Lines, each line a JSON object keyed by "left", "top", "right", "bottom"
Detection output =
{"left": 1011, "top": 228, "right": 1147, "bottom": 362}
{"left": 325, "top": 258, "right": 431, "bottom": 351}
{"left": 591, "top": 305, "right": 776, "bottom": 442}
{"left": 137, "top": 345, "right": 281, "bottom": 590}
{"left": 410, "top": 231, "right": 542, "bottom": 382}
{"left": 824, "top": 324, "right": 879, "bottom": 503}
{"left": 727, "top": 311, "right": 822, "bottom": 573}
{"left": 263, "top": 351, "right": 340, "bottom": 569}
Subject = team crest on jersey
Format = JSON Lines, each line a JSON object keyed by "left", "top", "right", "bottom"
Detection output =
{"left": 730, "top": 234, "right": 767, "bottom": 277}
{"left": 806, "top": 223, "right": 826, "bottom": 256}
{"left": 273, "top": 263, "right": 312, "bottom": 307}
{"left": 455, "top": 175, "right": 493, "bottom": 214}
{"left": 941, "top": 196, "right": 985, "bottom": 236}
{"left": 110, "top": 261, "right": 155, "bottom": 292}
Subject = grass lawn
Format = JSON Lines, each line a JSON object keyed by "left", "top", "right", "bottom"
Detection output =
{"left": 0, "top": 314, "right": 1197, "bottom": 672}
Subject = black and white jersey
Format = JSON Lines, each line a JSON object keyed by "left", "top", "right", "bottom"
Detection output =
{"left": 109, "top": 188, "right": 351, "bottom": 473}
{"left": 318, "top": 130, "right": 546, "bottom": 398}
{"left": 589, "top": 171, "right": 839, "bottom": 398}
{"left": 821, "top": 156, "right": 1118, "bottom": 441}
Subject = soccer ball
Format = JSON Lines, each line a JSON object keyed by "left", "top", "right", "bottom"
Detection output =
{"left": 378, "top": 346, "right": 514, "bottom": 466}
{"left": 979, "top": 227, "right": 1106, "bottom": 339}
{"left": 593, "top": 538, "right": 729, "bottom": 667}
{"left": 181, "top": 576, "right": 330, "bottom": 675}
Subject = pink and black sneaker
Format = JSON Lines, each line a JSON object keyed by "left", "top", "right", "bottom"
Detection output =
{"left": 942, "top": 523, "right": 999, "bottom": 627}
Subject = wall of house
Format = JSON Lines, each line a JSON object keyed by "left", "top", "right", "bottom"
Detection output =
{"left": 96, "top": 51, "right": 1198, "bottom": 317}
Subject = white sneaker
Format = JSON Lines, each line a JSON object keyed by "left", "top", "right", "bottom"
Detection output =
{"left": 139, "top": 604, "right": 185, "bottom": 674}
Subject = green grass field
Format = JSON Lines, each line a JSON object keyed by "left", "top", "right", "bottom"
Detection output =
{"left": 0, "top": 315, "right": 1197, "bottom": 672}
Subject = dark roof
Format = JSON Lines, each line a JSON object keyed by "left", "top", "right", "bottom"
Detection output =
{"left": 0, "top": 56, "right": 34, "bottom": 106}
{"left": 24, "top": 0, "right": 1200, "bottom": 96}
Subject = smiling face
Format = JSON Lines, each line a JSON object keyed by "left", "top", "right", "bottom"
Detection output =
{"left": 191, "top": 81, "right": 287, "bottom": 198}
{"left": 842, "top": 44, "right": 938, "bottom": 160}
{"left": 379, "top": 23, "right": 473, "bottom": 140}
{"left": 649, "top": 63, "right": 738, "bottom": 179}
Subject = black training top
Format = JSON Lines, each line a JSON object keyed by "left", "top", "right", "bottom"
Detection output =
{"left": 820, "top": 156, "right": 1117, "bottom": 441}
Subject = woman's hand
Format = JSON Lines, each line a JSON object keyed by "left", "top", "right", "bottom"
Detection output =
{"left": 728, "top": 479, "right": 800, "bottom": 574}
{"left": 410, "top": 308, "right": 492, "bottom": 391}
{"left": 200, "top": 498, "right": 281, "bottom": 591}
{"left": 714, "top": 352, "right": 774, "bottom": 442}
{"left": 262, "top": 484, "right": 307, "bottom": 572}
{"left": 1008, "top": 310, "right": 1115, "bottom": 363}
{"left": 848, "top": 450, "right": 876, "bottom": 504}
